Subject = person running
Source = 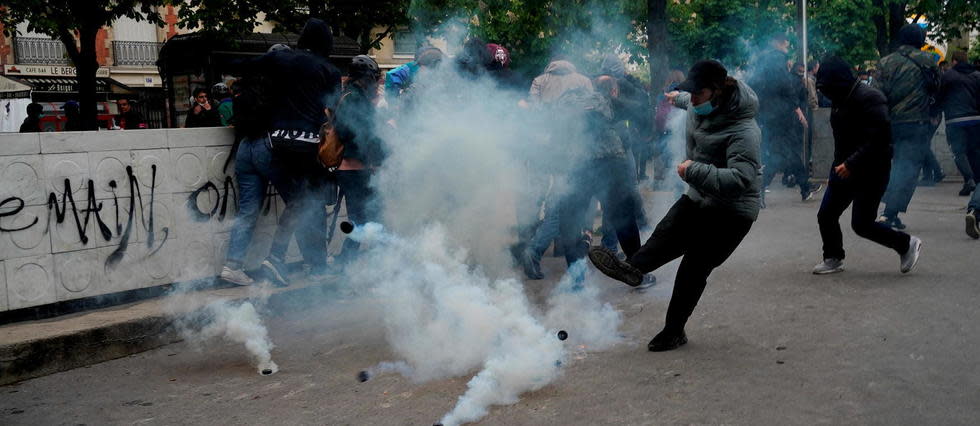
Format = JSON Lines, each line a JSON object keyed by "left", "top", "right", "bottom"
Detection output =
{"left": 935, "top": 50, "right": 980, "bottom": 238}
{"left": 875, "top": 24, "right": 941, "bottom": 230}
{"left": 751, "top": 33, "right": 818, "bottom": 204}
{"left": 811, "top": 56, "right": 922, "bottom": 275}
{"left": 589, "top": 60, "right": 761, "bottom": 352}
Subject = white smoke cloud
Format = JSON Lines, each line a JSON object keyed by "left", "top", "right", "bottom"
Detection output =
{"left": 344, "top": 224, "right": 620, "bottom": 425}
{"left": 166, "top": 282, "right": 278, "bottom": 375}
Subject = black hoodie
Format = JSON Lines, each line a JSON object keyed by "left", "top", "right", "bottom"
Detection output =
{"left": 817, "top": 57, "right": 892, "bottom": 180}
{"left": 256, "top": 18, "right": 342, "bottom": 152}
{"left": 937, "top": 61, "right": 980, "bottom": 123}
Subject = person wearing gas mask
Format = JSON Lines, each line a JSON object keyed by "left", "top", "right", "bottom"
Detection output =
{"left": 588, "top": 60, "right": 761, "bottom": 352}
{"left": 811, "top": 56, "right": 922, "bottom": 275}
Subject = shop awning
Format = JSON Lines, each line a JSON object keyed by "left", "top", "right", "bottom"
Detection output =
{"left": 0, "top": 75, "right": 31, "bottom": 99}
{"left": 4, "top": 76, "right": 131, "bottom": 94}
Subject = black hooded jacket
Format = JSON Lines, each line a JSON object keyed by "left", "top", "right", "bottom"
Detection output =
{"left": 255, "top": 18, "right": 342, "bottom": 151}
{"left": 817, "top": 58, "right": 892, "bottom": 180}
{"left": 937, "top": 61, "right": 980, "bottom": 122}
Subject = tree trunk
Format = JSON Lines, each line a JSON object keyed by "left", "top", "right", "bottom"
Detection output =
{"left": 886, "top": 2, "right": 907, "bottom": 53}
{"left": 870, "top": 0, "right": 887, "bottom": 56}
{"left": 647, "top": 0, "right": 668, "bottom": 96}
{"left": 76, "top": 26, "right": 100, "bottom": 131}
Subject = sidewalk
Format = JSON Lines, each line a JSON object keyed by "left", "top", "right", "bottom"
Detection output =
{"left": 0, "top": 278, "right": 330, "bottom": 385}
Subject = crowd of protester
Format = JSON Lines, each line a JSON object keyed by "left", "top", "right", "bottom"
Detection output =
{"left": 209, "top": 19, "right": 977, "bottom": 351}
{"left": 13, "top": 18, "right": 975, "bottom": 352}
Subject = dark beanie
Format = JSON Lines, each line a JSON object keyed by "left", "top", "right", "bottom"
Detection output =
{"left": 897, "top": 24, "right": 926, "bottom": 48}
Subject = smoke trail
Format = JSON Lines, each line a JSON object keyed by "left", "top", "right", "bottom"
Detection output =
{"left": 166, "top": 283, "right": 278, "bottom": 375}
{"left": 345, "top": 224, "right": 622, "bottom": 425}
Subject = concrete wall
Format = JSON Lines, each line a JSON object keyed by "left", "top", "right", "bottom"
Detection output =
{"left": 0, "top": 128, "right": 284, "bottom": 312}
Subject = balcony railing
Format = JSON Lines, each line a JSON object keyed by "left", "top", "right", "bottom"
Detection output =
{"left": 112, "top": 41, "right": 162, "bottom": 67}
{"left": 14, "top": 37, "right": 70, "bottom": 65}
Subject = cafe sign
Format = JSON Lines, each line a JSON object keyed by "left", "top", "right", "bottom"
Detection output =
{"left": 3, "top": 64, "right": 110, "bottom": 78}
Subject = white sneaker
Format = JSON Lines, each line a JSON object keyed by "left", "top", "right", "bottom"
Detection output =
{"left": 812, "top": 258, "right": 844, "bottom": 275}
{"left": 900, "top": 236, "right": 922, "bottom": 274}
{"left": 220, "top": 266, "right": 254, "bottom": 286}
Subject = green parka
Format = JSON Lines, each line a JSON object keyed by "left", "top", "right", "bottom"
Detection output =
{"left": 674, "top": 80, "right": 763, "bottom": 221}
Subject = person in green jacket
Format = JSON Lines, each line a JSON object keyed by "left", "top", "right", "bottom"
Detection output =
{"left": 212, "top": 82, "right": 234, "bottom": 126}
{"left": 875, "top": 24, "right": 941, "bottom": 230}
{"left": 588, "top": 60, "right": 761, "bottom": 352}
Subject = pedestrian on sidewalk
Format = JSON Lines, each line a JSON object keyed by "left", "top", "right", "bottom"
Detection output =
{"left": 811, "top": 56, "right": 922, "bottom": 275}
{"left": 875, "top": 24, "right": 941, "bottom": 230}
{"left": 588, "top": 60, "right": 760, "bottom": 352}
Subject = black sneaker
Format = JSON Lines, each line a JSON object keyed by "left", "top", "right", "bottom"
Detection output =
{"left": 521, "top": 249, "right": 545, "bottom": 280}
{"left": 966, "top": 210, "right": 979, "bottom": 240}
{"left": 588, "top": 246, "right": 643, "bottom": 287}
{"left": 960, "top": 182, "right": 977, "bottom": 197}
{"left": 648, "top": 329, "right": 688, "bottom": 352}
{"left": 876, "top": 214, "right": 906, "bottom": 230}
{"left": 801, "top": 183, "right": 823, "bottom": 202}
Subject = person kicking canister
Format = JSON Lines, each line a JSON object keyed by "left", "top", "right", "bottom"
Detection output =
{"left": 588, "top": 60, "right": 761, "bottom": 352}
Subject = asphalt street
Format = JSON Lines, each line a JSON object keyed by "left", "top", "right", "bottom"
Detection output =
{"left": 2, "top": 183, "right": 979, "bottom": 425}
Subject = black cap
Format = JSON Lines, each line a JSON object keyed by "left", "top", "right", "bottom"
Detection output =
{"left": 676, "top": 60, "right": 728, "bottom": 93}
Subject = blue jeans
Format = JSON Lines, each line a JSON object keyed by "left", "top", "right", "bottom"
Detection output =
{"left": 883, "top": 122, "right": 934, "bottom": 216}
{"left": 954, "top": 123, "right": 980, "bottom": 211}
{"left": 225, "top": 136, "right": 273, "bottom": 268}
{"left": 527, "top": 193, "right": 560, "bottom": 260}
{"left": 947, "top": 123, "right": 976, "bottom": 183}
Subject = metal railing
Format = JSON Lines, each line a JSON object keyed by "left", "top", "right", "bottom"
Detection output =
{"left": 14, "top": 37, "right": 70, "bottom": 65}
{"left": 112, "top": 41, "right": 162, "bottom": 67}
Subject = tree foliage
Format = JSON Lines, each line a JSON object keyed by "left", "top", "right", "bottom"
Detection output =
{"left": 176, "top": 0, "right": 412, "bottom": 52}
{"left": 409, "top": 0, "right": 645, "bottom": 76}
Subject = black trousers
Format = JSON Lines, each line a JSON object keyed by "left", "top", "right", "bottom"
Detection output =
{"left": 761, "top": 120, "right": 811, "bottom": 194}
{"left": 627, "top": 196, "right": 753, "bottom": 333}
{"left": 817, "top": 170, "right": 911, "bottom": 260}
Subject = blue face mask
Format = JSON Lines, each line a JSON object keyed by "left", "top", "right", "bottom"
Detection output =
{"left": 692, "top": 100, "right": 715, "bottom": 116}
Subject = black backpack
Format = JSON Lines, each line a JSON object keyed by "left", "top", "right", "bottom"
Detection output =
{"left": 900, "top": 51, "right": 941, "bottom": 101}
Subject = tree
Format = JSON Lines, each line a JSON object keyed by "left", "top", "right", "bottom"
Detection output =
{"left": 408, "top": 0, "right": 645, "bottom": 76}
{"left": 177, "top": 0, "right": 412, "bottom": 53}
{"left": 647, "top": 0, "right": 668, "bottom": 92}
{"left": 870, "top": 0, "right": 980, "bottom": 56}
{"left": 1, "top": 1, "right": 165, "bottom": 130}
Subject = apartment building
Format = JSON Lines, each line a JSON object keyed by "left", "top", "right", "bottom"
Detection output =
{"left": 0, "top": 6, "right": 184, "bottom": 131}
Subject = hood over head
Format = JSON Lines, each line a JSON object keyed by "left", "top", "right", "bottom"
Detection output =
{"left": 897, "top": 24, "right": 926, "bottom": 48}
{"left": 486, "top": 43, "right": 511, "bottom": 69}
{"left": 544, "top": 60, "right": 578, "bottom": 75}
{"left": 297, "top": 18, "right": 333, "bottom": 58}
{"left": 599, "top": 53, "right": 626, "bottom": 79}
{"left": 815, "top": 56, "right": 857, "bottom": 103}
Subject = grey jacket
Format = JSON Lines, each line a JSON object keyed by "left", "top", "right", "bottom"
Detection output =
{"left": 674, "top": 80, "right": 763, "bottom": 221}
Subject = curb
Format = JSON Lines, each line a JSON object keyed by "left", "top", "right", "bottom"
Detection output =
{"left": 0, "top": 280, "right": 331, "bottom": 386}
